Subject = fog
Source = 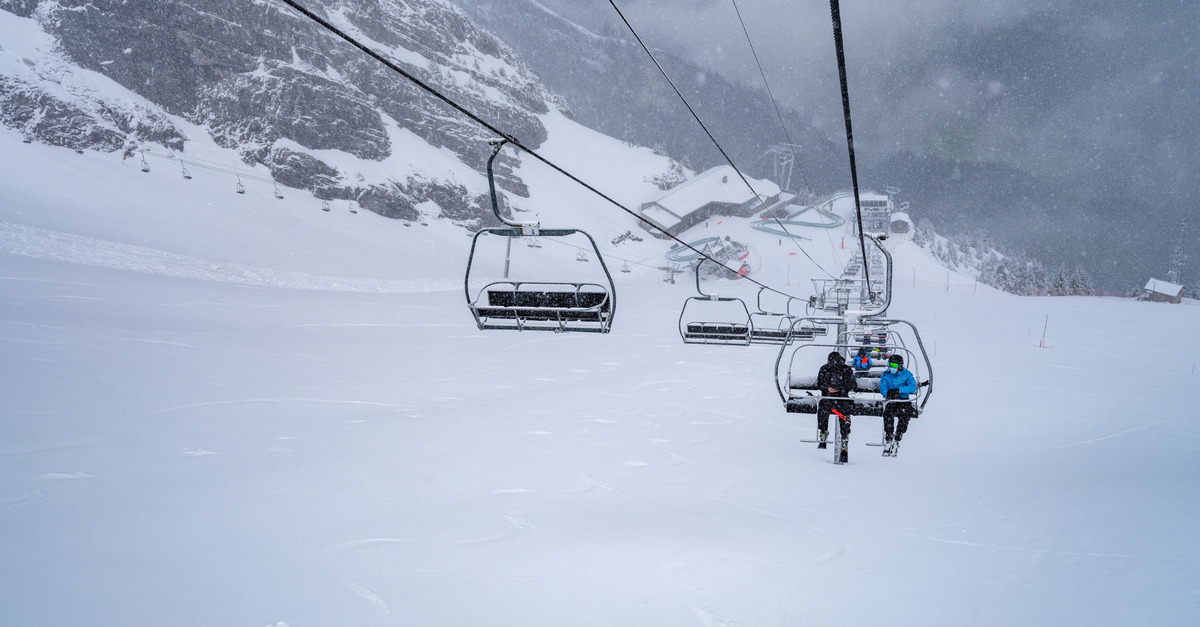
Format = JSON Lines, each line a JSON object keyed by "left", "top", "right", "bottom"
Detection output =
{"left": 513, "top": 0, "right": 1200, "bottom": 290}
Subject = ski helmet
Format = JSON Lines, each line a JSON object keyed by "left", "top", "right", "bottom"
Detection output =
{"left": 888, "top": 354, "right": 903, "bottom": 367}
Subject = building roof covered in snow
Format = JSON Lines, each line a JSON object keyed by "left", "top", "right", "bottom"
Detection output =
{"left": 642, "top": 165, "right": 780, "bottom": 229}
{"left": 1144, "top": 278, "right": 1184, "bottom": 296}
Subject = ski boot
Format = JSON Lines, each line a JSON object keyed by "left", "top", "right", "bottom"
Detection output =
{"left": 817, "top": 431, "right": 828, "bottom": 449}
{"left": 839, "top": 438, "right": 849, "bottom": 463}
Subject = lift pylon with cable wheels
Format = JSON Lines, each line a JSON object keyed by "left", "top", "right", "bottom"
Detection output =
{"left": 464, "top": 140, "right": 616, "bottom": 333}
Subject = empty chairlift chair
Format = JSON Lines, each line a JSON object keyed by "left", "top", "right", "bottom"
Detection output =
{"left": 748, "top": 287, "right": 806, "bottom": 344}
{"left": 465, "top": 140, "right": 616, "bottom": 333}
{"left": 678, "top": 258, "right": 752, "bottom": 345}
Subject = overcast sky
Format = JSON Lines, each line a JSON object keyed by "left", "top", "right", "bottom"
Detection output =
{"left": 534, "top": 0, "right": 1197, "bottom": 185}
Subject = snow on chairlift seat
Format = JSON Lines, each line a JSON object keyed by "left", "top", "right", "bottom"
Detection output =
{"left": 470, "top": 282, "right": 613, "bottom": 332}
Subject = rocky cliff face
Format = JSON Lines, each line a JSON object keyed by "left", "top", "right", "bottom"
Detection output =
{"left": 0, "top": 0, "right": 555, "bottom": 222}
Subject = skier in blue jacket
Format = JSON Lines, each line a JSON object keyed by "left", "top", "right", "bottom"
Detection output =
{"left": 879, "top": 354, "right": 918, "bottom": 455}
{"left": 850, "top": 347, "right": 872, "bottom": 375}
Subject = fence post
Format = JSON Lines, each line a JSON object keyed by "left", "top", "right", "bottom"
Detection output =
{"left": 1039, "top": 314, "right": 1049, "bottom": 348}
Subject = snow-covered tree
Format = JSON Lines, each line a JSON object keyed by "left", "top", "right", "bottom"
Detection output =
{"left": 1069, "top": 266, "right": 1094, "bottom": 295}
{"left": 1052, "top": 265, "right": 1070, "bottom": 296}
{"left": 1167, "top": 225, "right": 1188, "bottom": 285}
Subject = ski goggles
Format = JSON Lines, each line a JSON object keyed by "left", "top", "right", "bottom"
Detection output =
{"left": 888, "top": 363, "right": 901, "bottom": 368}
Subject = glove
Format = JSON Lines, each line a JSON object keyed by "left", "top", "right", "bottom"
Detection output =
{"left": 886, "top": 389, "right": 899, "bottom": 399}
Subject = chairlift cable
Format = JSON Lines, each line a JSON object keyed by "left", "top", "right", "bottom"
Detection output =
{"left": 141, "top": 149, "right": 277, "bottom": 184}
{"left": 607, "top": 0, "right": 836, "bottom": 281}
{"left": 276, "top": 0, "right": 806, "bottom": 300}
{"left": 727, "top": 0, "right": 814, "bottom": 196}
{"left": 829, "top": 0, "right": 875, "bottom": 298}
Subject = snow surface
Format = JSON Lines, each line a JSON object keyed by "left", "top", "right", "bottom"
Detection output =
{"left": 1, "top": 113, "right": 1199, "bottom": 627}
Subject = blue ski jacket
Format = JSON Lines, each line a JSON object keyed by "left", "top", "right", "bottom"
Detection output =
{"left": 879, "top": 367, "right": 917, "bottom": 399}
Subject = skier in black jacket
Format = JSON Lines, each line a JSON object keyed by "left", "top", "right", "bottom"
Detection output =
{"left": 816, "top": 351, "right": 856, "bottom": 455}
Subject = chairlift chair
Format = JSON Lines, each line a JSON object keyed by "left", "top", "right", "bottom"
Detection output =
{"left": 180, "top": 162, "right": 192, "bottom": 180}
{"left": 620, "top": 261, "right": 632, "bottom": 273}
{"left": 235, "top": 176, "right": 246, "bottom": 194}
{"left": 273, "top": 182, "right": 284, "bottom": 199}
{"left": 774, "top": 317, "right": 933, "bottom": 447}
{"left": 139, "top": 152, "right": 150, "bottom": 173}
{"left": 321, "top": 200, "right": 331, "bottom": 212}
{"left": 678, "top": 258, "right": 752, "bottom": 345}
{"left": 747, "top": 287, "right": 807, "bottom": 344}
{"left": 465, "top": 140, "right": 616, "bottom": 333}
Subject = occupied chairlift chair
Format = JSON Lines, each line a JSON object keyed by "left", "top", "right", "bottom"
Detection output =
{"left": 774, "top": 235, "right": 933, "bottom": 448}
{"left": 678, "top": 258, "right": 753, "bottom": 345}
{"left": 774, "top": 324, "right": 932, "bottom": 420}
{"left": 465, "top": 140, "right": 616, "bottom": 333}
{"left": 775, "top": 333, "right": 930, "bottom": 459}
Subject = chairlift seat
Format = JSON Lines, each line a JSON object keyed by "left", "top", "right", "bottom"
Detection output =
{"left": 470, "top": 284, "right": 613, "bottom": 332}
{"left": 783, "top": 375, "right": 910, "bottom": 417}
{"left": 750, "top": 327, "right": 791, "bottom": 342}
{"left": 485, "top": 289, "right": 609, "bottom": 312}
{"left": 684, "top": 322, "right": 750, "bottom": 343}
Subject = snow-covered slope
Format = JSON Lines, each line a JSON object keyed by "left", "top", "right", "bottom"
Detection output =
{"left": 1, "top": 124, "right": 1198, "bottom": 627}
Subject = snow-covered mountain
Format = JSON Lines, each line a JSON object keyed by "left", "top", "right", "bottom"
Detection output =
{"left": 0, "top": 0, "right": 560, "bottom": 222}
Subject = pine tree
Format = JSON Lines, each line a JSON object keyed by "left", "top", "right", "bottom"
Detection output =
{"left": 1052, "top": 265, "right": 1070, "bottom": 296}
{"left": 1069, "top": 266, "right": 1094, "bottom": 295}
{"left": 1166, "top": 215, "right": 1189, "bottom": 285}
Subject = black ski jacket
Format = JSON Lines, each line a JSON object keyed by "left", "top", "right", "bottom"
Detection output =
{"left": 817, "top": 355, "right": 857, "bottom": 398}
